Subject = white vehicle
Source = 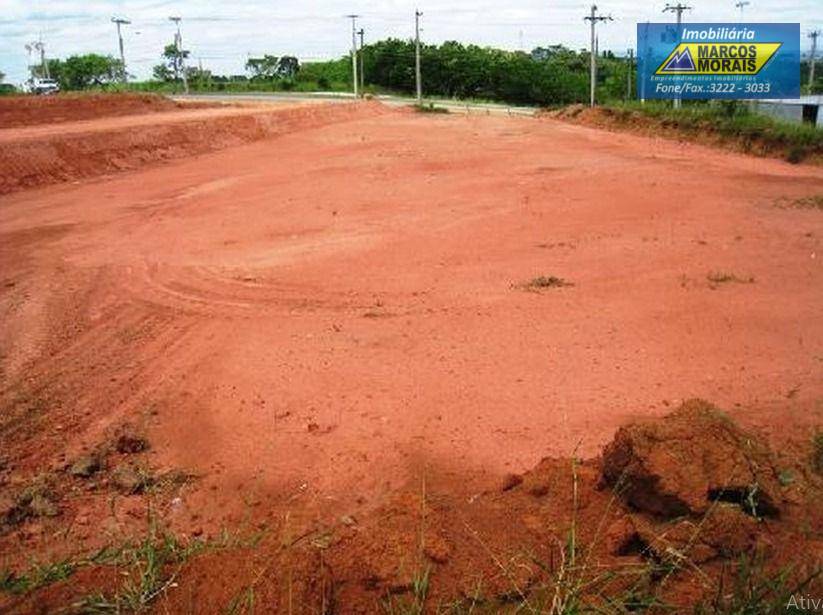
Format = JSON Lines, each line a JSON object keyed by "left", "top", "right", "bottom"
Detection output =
{"left": 26, "top": 78, "right": 60, "bottom": 95}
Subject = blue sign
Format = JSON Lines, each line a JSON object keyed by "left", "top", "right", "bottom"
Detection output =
{"left": 637, "top": 23, "right": 800, "bottom": 99}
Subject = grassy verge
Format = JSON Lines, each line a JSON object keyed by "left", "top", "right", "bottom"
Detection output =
{"left": 415, "top": 102, "right": 450, "bottom": 114}
{"left": 1, "top": 521, "right": 266, "bottom": 613}
{"left": 560, "top": 101, "right": 823, "bottom": 164}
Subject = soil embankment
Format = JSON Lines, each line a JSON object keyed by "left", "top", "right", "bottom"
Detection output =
{"left": 0, "top": 92, "right": 210, "bottom": 128}
{"left": 0, "top": 100, "right": 387, "bottom": 194}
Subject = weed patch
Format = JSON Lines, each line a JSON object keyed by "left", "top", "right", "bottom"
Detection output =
{"left": 517, "top": 276, "right": 573, "bottom": 291}
{"left": 813, "top": 433, "right": 823, "bottom": 474}
{"left": 707, "top": 271, "right": 755, "bottom": 287}
{"left": 415, "top": 103, "right": 449, "bottom": 114}
{"left": 694, "top": 555, "right": 821, "bottom": 614}
{"left": 776, "top": 194, "right": 823, "bottom": 211}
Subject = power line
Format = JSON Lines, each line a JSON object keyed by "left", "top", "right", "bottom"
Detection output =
{"left": 810, "top": 30, "right": 820, "bottom": 89}
{"left": 583, "top": 4, "right": 613, "bottom": 108}
{"left": 735, "top": 1, "right": 751, "bottom": 22}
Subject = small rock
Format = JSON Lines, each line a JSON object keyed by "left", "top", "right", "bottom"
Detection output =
{"left": 521, "top": 514, "right": 544, "bottom": 534}
{"left": 115, "top": 432, "right": 149, "bottom": 455}
{"left": 500, "top": 473, "right": 523, "bottom": 492}
{"left": 29, "top": 493, "right": 59, "bottom": 518}
{"left": 423, "top": 535, "right": 451, "bottom": 564}
{"left": 698, "top": 506, "right": 760, "bottom": 557}
{"left": 70, "top": 454, "right": 102, "bottom": 478}
{"left": 604, "top": 516, "right": 641, "bottom": 556}
{"left": 631, "top": 505, "right": 759, "bottom": 565}
{"left": 112, "top": 465, "right": 149, "bottom": 494}
{"left": 526, "top": 481, "right": 550, "bottom": 497}
{"left": 0, "top": 494, "right": 26, "bottom": 526}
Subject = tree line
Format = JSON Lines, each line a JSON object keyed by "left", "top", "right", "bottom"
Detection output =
{"left": 32, "top": 54, "right": 125, "bottom": 89}
{"left": 8, "top": 37, "right": 822, "bottom": 103}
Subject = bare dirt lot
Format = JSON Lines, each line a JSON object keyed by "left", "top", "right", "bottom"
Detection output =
{"left": 1, "top": 95, "right": 822, "bottom": 612}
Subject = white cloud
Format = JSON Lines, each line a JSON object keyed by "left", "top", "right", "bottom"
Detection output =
{"left": 0, "top": 0, "right": 820, "bottom": 84}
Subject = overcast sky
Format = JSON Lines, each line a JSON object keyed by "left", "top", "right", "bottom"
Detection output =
{"left": 0, "top": 1, "right": 820, "bottom": 83}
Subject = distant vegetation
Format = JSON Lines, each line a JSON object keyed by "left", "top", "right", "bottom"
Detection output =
{"left": 559, "top": 100, "right": 823, "bottom": 163}
{"left": 0, "top": 70, "right": 13, "bottom": 95}
{"left": 18, "top": 41, "right": 633, "bottom": 105}
{"left": 12, "top": 40, "right": 823, "bottom": 105}
{"left": 34, "top": 54, "right": 125, "bottom": 89}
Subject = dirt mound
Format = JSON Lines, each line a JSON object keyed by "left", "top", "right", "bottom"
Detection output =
{"left": 0, "top": 93, "right": 204, "bottom": 128}
{"left": 602, "top": 399, "right": 784, "bottom": 518}
{"left": 3, "top": 401, "right": 821, "bottom": 612}
{"left": 0, "top": 101, "right": 388, "bottom": 194}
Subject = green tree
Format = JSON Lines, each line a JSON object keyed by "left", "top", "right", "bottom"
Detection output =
{"left": 186, "top": 65, "right": 212, "bottom": 89}
{"left": 153, "top": 43, "right": 189, "bottom": 82}
{"left": 34, "top": 54, "right": 124, "bottom": 89}
{"left": 246, "top": 55, "right": 300, "bottom": 80}
{"left": 278, "top": 56, "right": 300, "bottom": 78}
{"left": 246, "top": 55, "right": 279, "bottom": 79}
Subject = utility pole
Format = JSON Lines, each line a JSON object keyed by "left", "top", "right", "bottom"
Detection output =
{"left": 358, "top": 28, "right": 365, "bottom": 94}
{"left": 346, "top": 15, "right": 360, "bottom": 98}
{"left": 415, "top": 9, "right": 423, "bottom": 104}
{"left": 627, "top": 48, "right": 633, "bottom": 101}
{"left": 640, "top": 21, "right": 650, "bottom": 103}
{"left": 583, "top": 5, "right": 612, "bottom": 108}
{"left": 169, "top": 16, "right": 189, "bottom": 94}
{"left": 112, "top": 17, "right": 131, "bottom": 83}
{"left": 24, "top": 43, "right": 39, "bottom": 80}
{"left": 26, "top": 40, "right": 49, "bottom": 79}
{"left": 34, "top": 40, "right": 49, "bottom": 79}
{"left": 734, "top": 1, "right": 750, "bottom": 21}
{"left": 810, "top": 30, "right": 820, "bottom": 90}
{"left": 663, "top": 3, "right": 691, "bottom": 109}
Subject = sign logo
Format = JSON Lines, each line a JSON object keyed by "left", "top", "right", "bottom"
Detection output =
{"left": 660, "top": 47, "right": 696, "bottom": 72}
{"left": 655, "top": 42, "right": 782, "bottom": 76}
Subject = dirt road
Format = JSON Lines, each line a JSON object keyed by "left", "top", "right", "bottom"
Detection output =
{"left": 1, "top": 102, "right": 822, "bottom": 542}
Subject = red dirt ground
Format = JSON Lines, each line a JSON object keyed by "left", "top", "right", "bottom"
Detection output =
{"left": 0, "top": 99, "right": 379, "bottom": 194}
{"left": 0, "top": 92, "right": 215, "bottom": 128}
{"left": 0, "top": 97, "right": 822, "bottom": 611}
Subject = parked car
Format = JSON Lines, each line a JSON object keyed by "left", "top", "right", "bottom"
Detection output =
{"left": 25, "top": 78, "right": 60, "bottom": 95}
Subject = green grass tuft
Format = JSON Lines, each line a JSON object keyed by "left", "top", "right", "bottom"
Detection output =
{"left": 694, "top": 554, "right": 822, "bottom": 614}
{"left": 707, "top": 271, "right": 755, "bottom": 286}
{"left": 520, "top": 276, "right": 573, "bottom": 291}
{"left": 813, "top": 433, "right": 823, "bottom": 474}
{"left": 415, "top": 102, "right": 450, "bottom": 114}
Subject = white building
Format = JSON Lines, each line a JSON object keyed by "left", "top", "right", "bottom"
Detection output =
{"left": 753, "top": 95, "right": 823, "bottom": 127}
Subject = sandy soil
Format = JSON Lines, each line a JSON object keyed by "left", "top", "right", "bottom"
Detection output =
{"left": 1, "top": 99, "right": 822, "bottom": 610}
